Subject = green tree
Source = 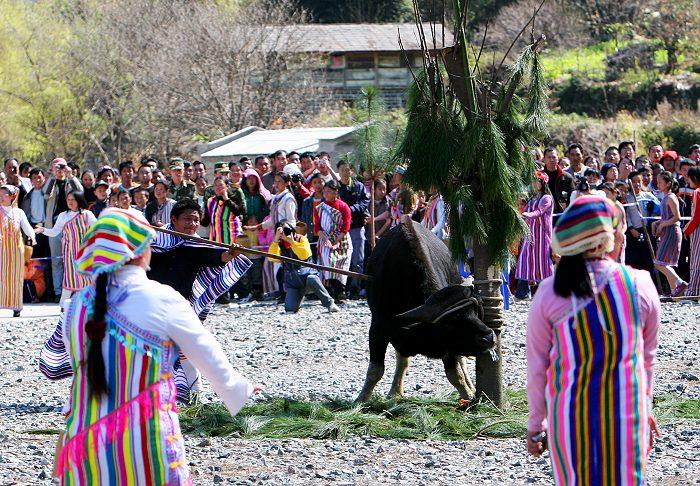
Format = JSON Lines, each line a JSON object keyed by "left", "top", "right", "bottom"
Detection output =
{"left": 395, "top": 0, "right": 548, "bottom": 407}
{"left": 0, "top": 0, "right": 101, "bottom": 161}
{"left": 297, "top": 0, "right": 413, "bottom": 23}
{"left": 642, "top": 0, "right": 699, "bottom": 74}
{"left": 350, "top": 86, "right": 399, "bottom": 248}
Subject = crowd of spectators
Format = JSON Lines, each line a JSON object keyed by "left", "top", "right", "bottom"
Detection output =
{"left": 515, "top": 141, "right": 700, "bottom": 299}
{"left": 2, "top": 139, "right": 698, "bottom": 314}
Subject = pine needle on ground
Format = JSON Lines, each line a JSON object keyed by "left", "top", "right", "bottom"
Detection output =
{"left": 179, "top": 391, "right": 700, "bottom": 440}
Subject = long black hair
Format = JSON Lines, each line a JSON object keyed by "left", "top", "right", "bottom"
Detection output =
{"left": 535, "top": 174, "right": 552, "bottom": 196}
{"left": 70, "top": 191, "right": 89, "bottom": 212}
{"left": 657, "top": 170, "right": 679, "bottom": 194}
{"left": 553, "top": 253, "right": 593, "bottom": 298}
{"left": 85, "top": 272, "right": 109, "bottom": 397}
{"left": 687, "top": 166, "right": 700, "bottom": 186}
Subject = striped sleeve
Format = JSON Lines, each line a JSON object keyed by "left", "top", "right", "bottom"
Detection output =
{"left": 39, "top": 316, "right": 73, "bottom": 381}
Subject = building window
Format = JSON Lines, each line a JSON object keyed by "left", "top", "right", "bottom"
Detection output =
{"left": 400, "top": 52, "right": 422, "bottom": 68}
{"left": 346, "top": 54, "right": 375, "bottom": 69}
{"left": 378, "top": 54, "right": 401, "bottom": 68}
{"left": 329, "top": 54, "right": 345, "bottom": 69}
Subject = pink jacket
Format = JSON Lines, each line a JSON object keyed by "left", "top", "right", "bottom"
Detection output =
{"left": 526, "top": 258, "right": 660, "bottom": 431}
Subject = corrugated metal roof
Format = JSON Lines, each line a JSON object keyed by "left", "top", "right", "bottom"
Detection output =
{"left": 280, "top": 23, "right": 452, "bottom": 53}
{"left": 201, "top": 126, "right": 358, "bottom": 159}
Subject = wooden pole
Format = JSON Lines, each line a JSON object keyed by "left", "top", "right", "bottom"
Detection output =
{"left": 152, "top": 226, "right": 371, "bottom": 281}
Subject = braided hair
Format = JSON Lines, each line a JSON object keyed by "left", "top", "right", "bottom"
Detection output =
{"left": 84, "top": 273, "right": 109, "bottom": 397}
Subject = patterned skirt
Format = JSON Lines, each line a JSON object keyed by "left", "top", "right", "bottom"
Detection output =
{"left": 317, "top": 233, "right": 352, "bottom": 285}
{"left": 0, "top": 225, "right": 23, "bottom": 311}
{"left": 688, "top": 229, "right": 700, "bottom": 295}
{"left": 654, "top": 224, "right": 681, "bottom": 266}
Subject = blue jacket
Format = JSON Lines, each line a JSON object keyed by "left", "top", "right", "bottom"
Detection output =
{"left": 301, "top": 195, "right": 322, "bottom": 242}
{"left": 338, "top": 178, "right": 369, "bottom": 229}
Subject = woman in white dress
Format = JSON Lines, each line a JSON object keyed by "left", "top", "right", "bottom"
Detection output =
{"left": 0, "top": 185, "right": 36, "bottom": 317}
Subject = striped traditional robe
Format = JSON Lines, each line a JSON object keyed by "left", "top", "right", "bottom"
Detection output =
{"left": 316, "top": 202, "right": 352, "bottom": 285}
{"left": 62, "top": 212, "right": 94, "bottom": 291}
{"left": 654, "top": 193, "right": 682, "bottom": 267}
{"left": 151, "top": 225, "right": 251, "bottom": 401}
{"left": 58, "top": 287, "right": 191, "bottom": 485}
{"left": 546, "top": 265, "right": 648, "bottom": 485}
{"left": 515, "top": 194, "right": 554, "bottom": 282}
{"left": 206, "top": 196, "right": 241, "bottom": 245}
{"left": 0, "top": 207, "right": 25, "bottom": 311}
{"left": 40, "top": 225, "right": 252, "bottom": 403}
{"left": 150, "top": 224, "right": 251, "bottom": 321}
{"left": 687, "top": 189, "right": 700, "bottom": 295}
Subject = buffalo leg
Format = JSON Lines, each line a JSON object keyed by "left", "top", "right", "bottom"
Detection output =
{"left": 356, "top": 321, "right": 389, "bottom": 402}
{"left": 387, "top": 352, "right": 409, "bottom": 398}
{"left": 443, "top": 355, "right": 475, "bottom": 401}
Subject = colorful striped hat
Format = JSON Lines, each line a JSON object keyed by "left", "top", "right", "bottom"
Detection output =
{"left": 76, "top": 208, "right": 155, "bottom": 277}
{"left": 552, "top": 195, "right": 616, "bottom": 257}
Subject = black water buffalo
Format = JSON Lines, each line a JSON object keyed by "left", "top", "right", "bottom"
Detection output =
{"left": 356, "top": 217, "right": 496, "bottom": 402}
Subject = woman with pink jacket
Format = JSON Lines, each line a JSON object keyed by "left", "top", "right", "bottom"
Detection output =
{"left": 526, "top": 196, "right": 661, "bottom": 485}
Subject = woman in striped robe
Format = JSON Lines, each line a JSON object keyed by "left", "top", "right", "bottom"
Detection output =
{"left": 202, "top": 176, "right": 244, "bottom": 245}
{"left": 52, "top": 208, "right": 254, "bottom": 485}
{"left": 515, "top": 172, "right": 554, "bottom": 295}
{"left": 0, "top": 185, "right": 36, "bottom": 317}
{"left": 314, "top": 180, "right": 352, "bottom": 299}
{"left": 683, "top": 167, "right": 700, "bottom": 296}
{"left": 527, "top": 196, "right": 661, "bottom": 485}
{"left": 35, "top": 192, "right": 96, "bottom": 308}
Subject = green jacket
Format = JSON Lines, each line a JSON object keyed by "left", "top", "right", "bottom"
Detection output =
{"left": 203, "top": 185, "right": 246, "bottom": 216}
{"left": 169, "top": 180, "right": 196, "bottom": 202}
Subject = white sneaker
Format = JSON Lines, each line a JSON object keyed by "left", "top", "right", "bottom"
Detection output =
{"left": 327, "top": 303, "right": 340, "bottom": 313}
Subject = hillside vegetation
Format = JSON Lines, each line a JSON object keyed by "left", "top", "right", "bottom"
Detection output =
{"left": 0, "top": 0, "right": 698, "bottom": 162}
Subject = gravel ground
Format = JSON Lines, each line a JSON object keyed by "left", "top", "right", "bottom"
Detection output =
{"left": 0, "top": 299, "right": 698, "bottom": 485}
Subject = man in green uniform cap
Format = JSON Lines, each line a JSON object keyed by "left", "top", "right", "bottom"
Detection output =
{"left": 168, "top": 158, "right": 196, "bottom": 202}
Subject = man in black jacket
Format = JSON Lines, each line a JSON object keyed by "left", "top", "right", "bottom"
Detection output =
{"left": 337, "top": 160, "right": 370, "bottom": 298}
{"left": 148, "top": 199, "right": 241, "bottom": 299}
{"left": 542, "top": 147, "right": 575, "bottom": 214}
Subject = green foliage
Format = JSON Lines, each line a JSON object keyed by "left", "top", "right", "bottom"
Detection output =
{"left": 553, "top": 73, "right": 700, "bottom": 117}
{"left": 178, "top": 391, "right": 699, "bottom": 440}
{"left": 0, "top": 0, "right": 96, "bottom": 160}
{"left": 180, "top": 390, "right": 529, "bottom": 439}
{"left": 640, "top": 122, "right": 700, "bottom": 156}
{"left": 297, "top": 0, "right": 413, "bottom": 23}
{"left": 350, "top": 85, "right": 398, "bottom": 176}
{"left": 297, "top": 0, "right": 518, "bottom": 26}
{"left": 541, "top": 41, "right": 621, "bottom": 81}
{"left": 396, "top": 15, "right": 547, "bottom": 264}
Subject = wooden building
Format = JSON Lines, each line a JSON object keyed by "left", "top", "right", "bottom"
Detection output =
{"left": 287, "top": 23, "right": 452, "bottom": 108}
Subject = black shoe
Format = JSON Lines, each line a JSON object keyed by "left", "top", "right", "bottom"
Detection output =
{"left": 53, "top": 295, "right": 61, "bottom": 304}
{"left": 216, "top": 295, "right": 231, "bottom": 304}
{"left": 335, "top": 291, "right": 347, "bottom": 303}
{"left": 12, "top": 310, "right": 20, "bottom": 318}
{"left": 276, "top": 292, "right": 286, "bottom": 304}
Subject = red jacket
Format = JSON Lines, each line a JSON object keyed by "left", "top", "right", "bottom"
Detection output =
{"left": 684, "top": 189, "right": 700, "bottom": 237}
{"left": 314, "top": 198, "right": 352, "bottom": 235}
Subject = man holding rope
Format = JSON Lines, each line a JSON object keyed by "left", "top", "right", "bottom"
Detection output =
{"left": 148, "top": 199, "right": 252, "bottom": 402}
